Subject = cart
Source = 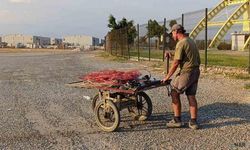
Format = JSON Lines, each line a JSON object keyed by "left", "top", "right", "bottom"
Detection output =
{"left": 67, "top": 74, "right": 171, "bottom": 132}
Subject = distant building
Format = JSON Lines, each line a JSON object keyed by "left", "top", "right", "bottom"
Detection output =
{"left": 51, "top": 38, "right": 62, "bottom": 45}
{"left": 0, "top": 37, "right": 2, "bottom": 43}
{"left": 2, "top": 34, "right": 50, "bottom": 48}
{"left": 63, "top": 35, "right": 99, "bottom": 48}
{"left": 100, "top": 39, "right": 105, "bottom": 45}
{"left": 231, "top": 32, "right": 250, "bottom": 51}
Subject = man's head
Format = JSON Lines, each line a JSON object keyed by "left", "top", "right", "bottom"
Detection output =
{"left": 171, "top": 24, "right": 186, "bottom": 41}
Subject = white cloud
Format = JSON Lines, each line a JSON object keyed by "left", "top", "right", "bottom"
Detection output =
{"left": 9, "top": 0, "right": 32, "bottom": 4}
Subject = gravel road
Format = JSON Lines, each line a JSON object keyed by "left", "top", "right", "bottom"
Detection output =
{"left": 0, "top": 51, "right": 249, "bottom": 150}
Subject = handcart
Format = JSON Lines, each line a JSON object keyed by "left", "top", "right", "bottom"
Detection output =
{"left": 67, "top": 73, "right": 171, "bottom": 132}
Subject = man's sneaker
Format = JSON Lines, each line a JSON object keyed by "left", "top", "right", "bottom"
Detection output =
{"left": 166, "top": 119, "right": 183, "bottom": 128}
{"left": 188, "top": 120, "right": 199, "bottom": 130}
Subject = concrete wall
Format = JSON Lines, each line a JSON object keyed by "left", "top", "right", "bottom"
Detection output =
{"left": 3, "top": 34, "right": 33, "bottom": 47}
{"left": 63, "top": 35, "right": 99, "bottom": 47}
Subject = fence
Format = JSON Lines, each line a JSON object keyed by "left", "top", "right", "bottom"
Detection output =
{"left": 104, "top": 8, "right": 250, "bottom": 74}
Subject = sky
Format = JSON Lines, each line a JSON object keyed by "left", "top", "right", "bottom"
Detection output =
{"left": 0, "top": 0, "right": 219, "bottom": 39}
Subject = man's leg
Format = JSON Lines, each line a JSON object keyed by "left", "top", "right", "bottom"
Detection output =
{"left": 187, "top": 95, "right": 198, "bottom": 119}
{"left": 166, "top": 90, "right": 183, "bottom": 128}
{"left": 171, "top": 90, "right": 181, "bottom": 118}
{"left": 187, "top": 95, "right": 199, "bottom": 129}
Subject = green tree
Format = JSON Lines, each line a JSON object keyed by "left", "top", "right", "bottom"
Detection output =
{"left": 108, "top": 15, "right": 119, "bottom": 30}
{"left": 146, "top": 19, "right": 167, "bottom": 50}
{"left": 107, "top": 15, "right": 136, "bottom": 44}
{"left": 169, "top": 20, "right": 177, "bottom": 28}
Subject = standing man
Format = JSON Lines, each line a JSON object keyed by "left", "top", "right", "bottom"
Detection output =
{"left": 162, "top": 24, "right": 201, "bottom": 129}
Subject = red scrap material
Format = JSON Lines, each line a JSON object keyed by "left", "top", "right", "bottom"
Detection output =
{"left": 80, "top": 70, "right": 141, "bottom": 86}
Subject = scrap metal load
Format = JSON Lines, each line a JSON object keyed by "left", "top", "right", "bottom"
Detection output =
{"left": 80, "top": 70, "right": 142, "bottom": 87}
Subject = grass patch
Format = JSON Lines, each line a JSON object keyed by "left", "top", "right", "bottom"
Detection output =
{"left": 244, "top": 83, "right": 250, "bottom": 89}
{"left": 226, "top": 73, "right": 250, "bottom": 80}
{"left": 130, "top": 49, "right": 248, "bottom": 68}
{"left": 103, "top": 49, "right": 249, "bottom": 68}
{"left": 200, "top": 52, "right": 248, "bottom": 68}
{"left": 97, "top": 51, "right": 128, "bottom": 62}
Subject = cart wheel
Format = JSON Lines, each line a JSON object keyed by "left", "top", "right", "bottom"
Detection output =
{"left": 95, "top": 100, "right": 120, "bottom": 132}
{"left": 128, "top": 92, "right": 152, "bottom": 121}
{"left": 92, "top": 94, "right": 100, "bottom": 111}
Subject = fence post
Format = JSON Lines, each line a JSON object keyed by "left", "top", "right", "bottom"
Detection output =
{"left": 148, "top": 20, "right": 151, "bottom": 61}
{"left": 104, "top": 36, "right": 106, "bottom": 51}
{"left": 126, "top": 27, "right": 130, "bottom": 59}
{"left": 205, "top": 8, "right": 208, "bottom": 70}
{"left": 249, "top": 44, "right": 250, "bottom": 74}
{"left": 137, "top": 24, "right": 140, "bottom": 61}
{"left": 182, "top": 14, "right": 184, "bottom": 27}
{"left": 118, "top": 29, "right": 121, "bottom": 57}
{"left": 163, "top": 18, "right": 166, "bottom": 62}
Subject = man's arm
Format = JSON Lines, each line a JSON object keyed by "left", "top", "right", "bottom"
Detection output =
{"left": 162, "top": 59, "right": 180, "bottom": 82}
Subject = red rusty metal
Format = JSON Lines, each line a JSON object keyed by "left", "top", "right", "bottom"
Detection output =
{"left": 80, "top": 70, "right": 141, "bottom": 86}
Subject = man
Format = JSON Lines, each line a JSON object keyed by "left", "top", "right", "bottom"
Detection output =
{"left": 162, "top": 24, "right": 201, "bottom": 129}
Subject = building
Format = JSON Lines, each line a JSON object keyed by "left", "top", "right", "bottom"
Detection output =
{"left": 63, "top": 35, "right": 99, "bottom": 49}
{"left": 231, "top": 33, "right": 250, "bottom": 51}
{"left": 51, "top": 38, "right": 62, "bottom": 45}
{"left": 0, "top": 37, "right": 2, "bottom": 42}
{"left": 2, "top": 34, "right": 50, "bottom": 48}
{"left": 100, "top": 39, "right": 105, "bottom": 45}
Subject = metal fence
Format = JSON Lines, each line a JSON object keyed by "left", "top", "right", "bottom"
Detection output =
{"left": 104, "top": 8, "right": 250, "bottom": 73}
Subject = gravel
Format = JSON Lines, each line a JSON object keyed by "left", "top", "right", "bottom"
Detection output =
{"left": 0, "top": 50, "right": 249, "bottom": 150}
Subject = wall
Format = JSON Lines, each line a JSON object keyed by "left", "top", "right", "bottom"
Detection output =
{"left": 2, "top": 34, "right": 33, "bottom": 47}
{"left": 63, "top": 35, "right": 97, "bottom": 47}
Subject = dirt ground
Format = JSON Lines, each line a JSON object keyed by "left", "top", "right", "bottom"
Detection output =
{"left": 0, "top": 50, "right": 249, "bottom": 149}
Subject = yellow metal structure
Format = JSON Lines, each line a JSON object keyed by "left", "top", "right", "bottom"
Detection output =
{"left": 189, "top": 0, "right": 228, "bottom": 39}
{"left": 209, "top": 1, "right": 249, "bottom": 48}
{"left": 243, "top": 35, "right": 250, "bottom": 49}
{"left": 190, "top": 0, "right": 250, "bottom": 50}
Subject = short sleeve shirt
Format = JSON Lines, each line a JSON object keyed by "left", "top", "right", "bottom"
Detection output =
{"left": 174, "top": 37, "right": 200, "bottom": 73}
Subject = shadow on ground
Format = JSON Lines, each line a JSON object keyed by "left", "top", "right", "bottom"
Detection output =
{"left": 117, "top": 102, "right": 250, "bottom": 132}
{"left": 198, "top": 102, "right": 250, "bottom": 129}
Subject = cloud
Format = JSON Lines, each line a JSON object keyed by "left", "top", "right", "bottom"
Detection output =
{"left": 9, "top": 0, "right": 32, "bottom": 4}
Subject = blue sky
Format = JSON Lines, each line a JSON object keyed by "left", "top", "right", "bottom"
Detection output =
{"left": 0, "top": 0, "right": 219, "bottom": 38}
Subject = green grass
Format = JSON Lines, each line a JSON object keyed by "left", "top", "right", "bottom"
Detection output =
{"left": 130, "top": 49, "right": 163, "bottom": 60}
{"left": 129, "top": 49, "right": 248, "bottom": 68}
{"left": 244, "top": 83, "right": 250, "bottom": 89}
{"left": 227, "top": 73, "right": 250, "bottom": 80}
{"left": 97, "top": 51, "right": 128, "bottom": 62}
{"left": 199, "top": 52, "right": 248, "bottom": 68}
{"left": 103, "top": 49, "right": 249, "bottom": 68}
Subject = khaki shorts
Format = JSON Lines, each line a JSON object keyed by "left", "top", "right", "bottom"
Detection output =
{"left": 172, "top": 68, "right": 200, "bottom": 95}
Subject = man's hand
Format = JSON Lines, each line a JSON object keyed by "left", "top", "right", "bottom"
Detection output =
{"left": 164, "top": 51, "right": 173, "bottom": 58}
{"left": 161, "top": 76, "right": 169, "bottom": 83}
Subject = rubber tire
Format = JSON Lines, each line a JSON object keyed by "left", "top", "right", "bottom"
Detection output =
{"left": 95, "top": 100, "right": 120, "bottom": 132}
{"left": 92, "top": 94, "right": 100, "bottom": 111}
{"left": 128, "top": 92, "right": 152, "bottom": 121}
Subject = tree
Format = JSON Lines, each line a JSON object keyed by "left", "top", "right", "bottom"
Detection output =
{"left": 108, "top": 15, "right": 119, "bottom": 30}
{"left": 107, "top": 15, "right": 137, "bottom": 44}
{"left": 169, "top": 20, "right": 177, "bottom": 28}
{"left": 146, "top": 19, "right": 167, "bottom": 50}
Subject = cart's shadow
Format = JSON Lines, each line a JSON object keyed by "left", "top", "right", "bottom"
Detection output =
{"left": 118, "top": 102, "right": 250, "bottom": 132}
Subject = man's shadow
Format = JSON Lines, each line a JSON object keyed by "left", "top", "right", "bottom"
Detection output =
{"left": 198, "top": 102, "right": 250, "bottom": 129}
{"left": 119, "top": 102, "right": 250, "bottom": 132}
